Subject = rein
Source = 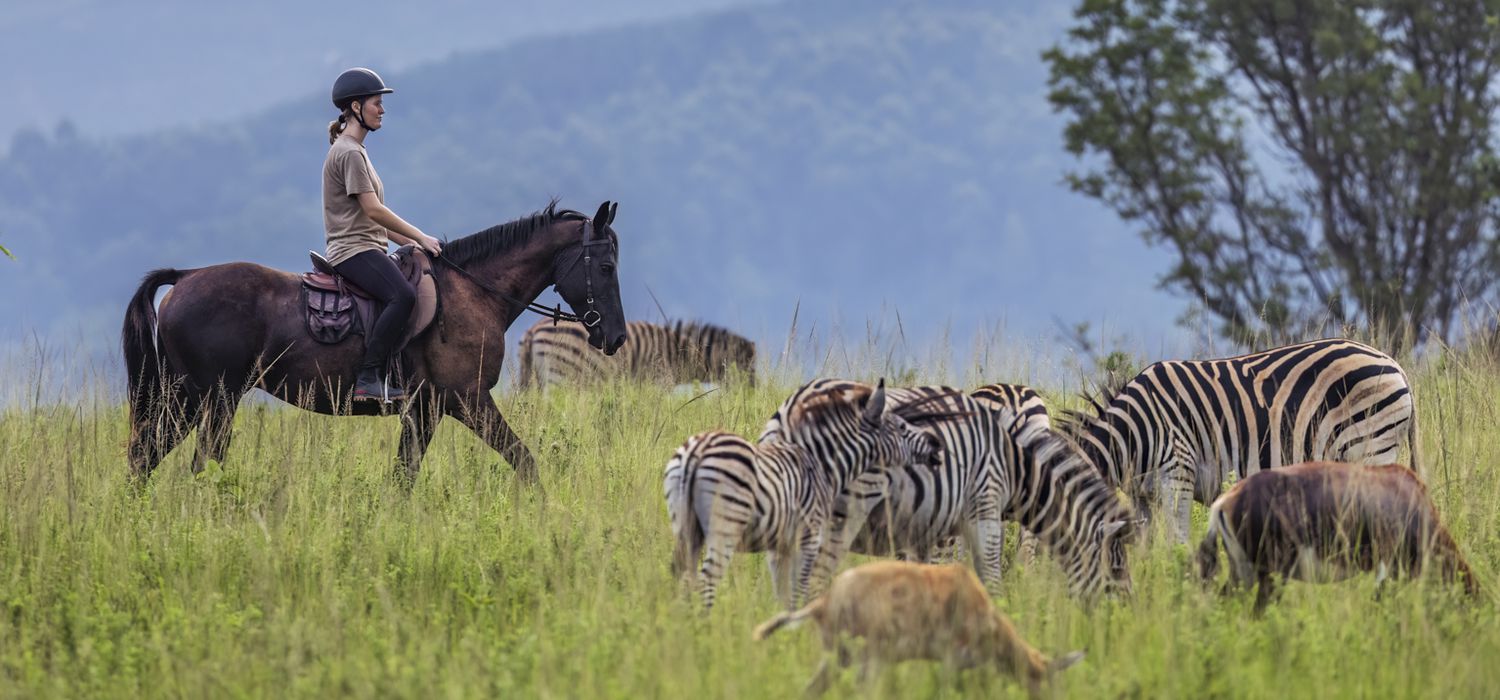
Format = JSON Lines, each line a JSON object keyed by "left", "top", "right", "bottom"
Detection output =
{"left": 434, "top": 218, "right": 611, "bottom": 327}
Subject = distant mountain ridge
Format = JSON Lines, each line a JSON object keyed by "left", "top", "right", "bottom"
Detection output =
{"left": 0, "top": 0, "right": 1184, "bottom": 360}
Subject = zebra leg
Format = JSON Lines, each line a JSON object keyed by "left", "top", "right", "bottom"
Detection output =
{"left": 1016, "top": 527, "right": 1040, "bottom": 567}
{"left": 697, "top": 534, "right": 738, "bottom": 612}
{"left": 812, "top": 483, "right": 879, "bottom": 595}
{"left": 767, "top": 549, "right": 797, "bottom": 609}
{"left": 972, "top": 515, "right": 1008, "bottom": 590}
{"left": 971, "top": 490, "right": 1009, "bottom": 588}
{"left": 794, "top": 523, "right": 827, "bottom": 608}
{"left": 1158, "top": 455, "right": 1198, "bottom": 545}
{"left": 965, "top": 514, "right": 1007, "bottom": 593}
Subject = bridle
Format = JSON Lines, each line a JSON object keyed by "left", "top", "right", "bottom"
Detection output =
{"left": 435, "top": 217, "right": 613, "bottom": 327}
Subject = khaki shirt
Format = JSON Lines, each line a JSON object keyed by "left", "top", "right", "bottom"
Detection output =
{"left": 322, "top": 134, "right": 388, "bottom": 265}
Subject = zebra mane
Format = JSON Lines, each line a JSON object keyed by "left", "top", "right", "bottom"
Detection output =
{"left": 784, "top": 384, "right": 872, "bottom": 432}
{"left": 1058, "top": 370, "right": 1132, "bottom": 439}
{"left": 890, "top": 388, "right": 980, "bottom": 427}
{"left": 440, "top": 199, "right": 591, "bottom": 266}
{"left": 762, "top": 379, "right": 875, "bottom": 442}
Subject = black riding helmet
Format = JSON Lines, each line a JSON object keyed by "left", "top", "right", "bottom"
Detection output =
{"left": 332, "top": 68, "right": 394, "bottom": 131}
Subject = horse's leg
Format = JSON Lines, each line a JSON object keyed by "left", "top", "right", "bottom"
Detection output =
{"left": 128, "top": 379, "right": 205, "bottom": 482}
{"left": 191, "top": 381, "right": 245, "bottom": 474}
{"left": 395, "top": 390, "right": 446, "bottom": 486}
{"left": 452, "top": 392, "right": 538, "bottom": 484}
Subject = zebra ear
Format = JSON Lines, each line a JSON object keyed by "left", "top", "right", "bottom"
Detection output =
{"left": 862, "top": 378, "right": 887, "bottom": 426}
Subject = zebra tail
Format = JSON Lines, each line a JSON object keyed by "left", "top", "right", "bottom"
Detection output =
{"left": 1407, "top": 391, "right": 1426, "bottom": 482}
{"left": 667, "top": 438, "right": 709, "bottom": 579}
{"left": 1196, "top": 503, "right": 1225, "bottom": 584}
{"left": 752, "top": 597, "right": 824, "bottom": 641}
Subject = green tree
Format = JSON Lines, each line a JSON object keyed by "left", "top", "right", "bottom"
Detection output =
{"left": 1044, "top": 0, "right": 1500, "bottom": 346}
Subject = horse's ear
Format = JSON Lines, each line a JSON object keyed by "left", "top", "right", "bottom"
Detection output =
{"left": 607, "top": 202, "right": 618, "bottom": 226}
{"left": 593, "top": 201, "right": 612, "bottom": 227}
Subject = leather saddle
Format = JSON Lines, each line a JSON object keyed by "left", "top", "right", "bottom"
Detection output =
{"left": 300, "top": 246, "right": 438, "bottom": 349}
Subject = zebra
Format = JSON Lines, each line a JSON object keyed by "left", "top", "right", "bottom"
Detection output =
{"left": 761, "top": 385, "right": 1135, "bottom": 600}
{"left": 517, "top": 318, "right": 756, "bottom": 389}
{"left": 663, "top": 378, "right": 941, "bottom": 611}
{"left": 970, "top": 383, "right": 1050, "bottom": 564}
{"left": 1060, "top": 338, "right": 1420, "bottom": 544}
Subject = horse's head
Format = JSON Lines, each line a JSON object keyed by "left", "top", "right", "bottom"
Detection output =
{"left": 553, "top": 201, "right": 628, "bottom": 355}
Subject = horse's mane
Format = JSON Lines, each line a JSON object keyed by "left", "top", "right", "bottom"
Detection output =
{"left": 440, "top": 199, "right": 589, "bottom": 266}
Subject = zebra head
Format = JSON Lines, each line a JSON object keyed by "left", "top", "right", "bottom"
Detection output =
{"left": 1068, "top": 515, "right": 1134, "bottom": 602}
{"left": 860, "top": 379, "right": 943, "bottom": 470}
{"left": 1018, "top": 424, "right": 1139, "bottom": 601}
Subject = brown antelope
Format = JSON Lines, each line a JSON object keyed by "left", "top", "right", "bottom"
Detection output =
{"left": 1197, "top": 461, "right": 1480, "bottom": 612}
{"left": 753, "top": 561, "right": 1083, "bottom": 697}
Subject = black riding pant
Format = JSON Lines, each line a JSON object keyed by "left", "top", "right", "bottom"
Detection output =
{"left": 334, "top": 249, "right": 416, "bottom": 372}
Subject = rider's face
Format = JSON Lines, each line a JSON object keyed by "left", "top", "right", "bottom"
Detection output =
{"left": 354, "top": 95, "right": 385, "bottom": 130}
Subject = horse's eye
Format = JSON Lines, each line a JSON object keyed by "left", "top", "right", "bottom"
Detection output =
{"left": 601, "top": 263, "right": 616, "bottom": 275}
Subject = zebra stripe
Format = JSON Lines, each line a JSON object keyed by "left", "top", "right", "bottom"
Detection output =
{"left": 518, "top": 318, "right": 756, "bottom": 389}
{"left": 767, "top": 385, "right": 1134, "bottom": 600}
{"left": 1063, "top": 338, "right": 1419, "bottom": 543}
{"left": 663, "top": 378, "right": 936, "bottom": 611}
{"left": 970, "top": 382, "right": 1049, "bottom": 428}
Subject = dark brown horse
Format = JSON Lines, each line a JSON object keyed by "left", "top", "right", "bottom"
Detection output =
{"left": 122, "top": 201, "right": 628, "bottom": 484}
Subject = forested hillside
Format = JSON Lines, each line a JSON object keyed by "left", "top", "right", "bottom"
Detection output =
{"left": 0, "top": 0, "right": 1178, "bottom": 354}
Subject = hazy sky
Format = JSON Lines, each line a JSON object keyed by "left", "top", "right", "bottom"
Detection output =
{"left": 0, "top": 0, "right": 770, "bottom": 141}
{"left": 0, "top": 0, "right": 1199, "bottom": 370}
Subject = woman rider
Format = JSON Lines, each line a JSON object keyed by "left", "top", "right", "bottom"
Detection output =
{"left": 324, "top": 67, "right": 443, "bottom": 401}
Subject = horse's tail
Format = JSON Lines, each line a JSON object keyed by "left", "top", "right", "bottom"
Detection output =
{"left": 122, "top": 268, "right": 184, "bottom": 416}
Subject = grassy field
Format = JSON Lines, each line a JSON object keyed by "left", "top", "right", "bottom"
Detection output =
{"left": 2, "top": 343, "right": 1499, "bottom": 699}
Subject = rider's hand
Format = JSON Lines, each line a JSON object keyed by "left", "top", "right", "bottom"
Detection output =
{"left": 421, "top": 234, "right": 443, "bottom": 257}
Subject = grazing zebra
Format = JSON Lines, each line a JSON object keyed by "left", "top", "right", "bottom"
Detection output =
{"left": 663, "top": 379, "right": 941, "bottom": 611}
{"left": 970, "top": 382, "right": 1051, "bottom": 563}
{"left": 1061, "top": 338, "right": 1420, "bottom": 544}
{"left": 762, "top": 385, "right": 1136, "bottom": 600}
{"left": 517, "top": 318, "right": 756, "bottom": 389}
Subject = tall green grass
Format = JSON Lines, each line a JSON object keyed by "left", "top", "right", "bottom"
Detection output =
{"left": 1, "top": 343, "right": 1497, "bottom": 698}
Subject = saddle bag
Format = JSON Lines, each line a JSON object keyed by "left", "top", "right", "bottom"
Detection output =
{"left": 302, "top": 284, "right": 362, "bottom": 344}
